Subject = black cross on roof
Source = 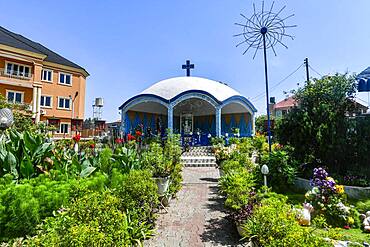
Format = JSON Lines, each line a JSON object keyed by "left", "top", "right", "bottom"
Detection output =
{"left": 182, "top": 60, "right": 194, "bottom": 77}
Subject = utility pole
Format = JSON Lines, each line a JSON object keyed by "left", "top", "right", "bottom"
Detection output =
{"left": 304, "top": 57, "right": 310, "bottom": 84}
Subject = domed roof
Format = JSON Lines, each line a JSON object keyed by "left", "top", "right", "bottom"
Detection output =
{"left": 141, "top": 76, "right": 241, "bottom": 102}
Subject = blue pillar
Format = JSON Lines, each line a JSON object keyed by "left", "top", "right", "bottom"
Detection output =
{"left": 168, "top": 105, "right": 173, "bottom": 132}
{"left": 120, "top": 110, "right": 126, "bottom": 136}
{"left": 216, "top": 106, "right": 222, "bottom": 137}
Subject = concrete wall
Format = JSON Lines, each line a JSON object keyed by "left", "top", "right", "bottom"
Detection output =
{"left": 294, "top": 177, "right": 370, "bottom": 200}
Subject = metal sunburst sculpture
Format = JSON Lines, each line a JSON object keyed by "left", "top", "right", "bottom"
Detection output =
{"left": 234, "top": 1, "right": 296, "bottom": 152}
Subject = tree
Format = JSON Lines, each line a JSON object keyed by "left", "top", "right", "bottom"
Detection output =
{"left": 0, "top": 95, "right": 34, "bottom": 132}
{"left": 275, "top": 74, "right": 365, "bottom": 175}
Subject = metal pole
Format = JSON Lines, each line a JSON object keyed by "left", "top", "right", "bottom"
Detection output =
{"left": 262, "top": 32, "right": 272, "bottom": 153}
{"left": 304, "top": 57, "right": 310, "bottom": 84}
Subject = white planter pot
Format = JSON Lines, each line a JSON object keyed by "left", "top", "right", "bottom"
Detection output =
{"left": 161, "top": 195, "right": 171, "bottom": 207}
{"left": 219, "top": 169, "right": 224, "bottom": 177}
{"left": 236, "top": 224, "right": 247, "bottom": 237}
{"left": 154, "top": 177, "right": 170, "bottom": 196}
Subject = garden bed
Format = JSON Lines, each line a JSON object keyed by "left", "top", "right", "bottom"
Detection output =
{"left": 0, "top": 128, "right": 183, "bottom": 246}
{"left": 214, "top": 136, "right": 370, "bottom": 246}
{"left": 294, "top": 177, "right": 370, "bottom": 200}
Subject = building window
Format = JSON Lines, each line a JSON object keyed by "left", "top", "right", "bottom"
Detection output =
{"left": 41, "top": 69, "right": 53, "bottom": 82}
{"left": 6, "top": 90, "right": 23, "bottom": 104}
{"left": 5, "top": 62, "right": 31, "bottom": 78}
{"left": 59, "top": 73, "right": 72, "bottom": 85}
{"left": 58, "top": 97, "right": 71, "bottom": 110}
{"left": 58, "top": 123, "right": 70, "bottom": 134}
{"left": 40, "top": 96, "right": 52, "bottom": 108}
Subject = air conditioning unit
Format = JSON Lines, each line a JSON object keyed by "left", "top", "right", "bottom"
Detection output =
{"left": 40, "top": 109, "right": 47, "bottom": 115}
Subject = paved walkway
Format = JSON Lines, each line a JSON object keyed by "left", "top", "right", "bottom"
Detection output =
{"left": 145, "top": 167, "right": 244, "bottom": 247}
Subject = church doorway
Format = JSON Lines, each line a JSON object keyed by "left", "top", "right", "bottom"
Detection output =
{"left": 173, "top": 98, "right": 216, "bottom": 146}
{"left": 180, "top": 113, "right": 193, "bottom": 135}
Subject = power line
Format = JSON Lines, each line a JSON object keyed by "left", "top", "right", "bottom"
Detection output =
{"left": 251, "top": 63, "right": 304, "bottom": 101}
{"left": 308, "top": 64, "right": 323, "bottom": 77}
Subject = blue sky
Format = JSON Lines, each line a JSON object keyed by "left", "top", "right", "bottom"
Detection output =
{"left": 2, "top": 0, "right": 370, "bottom": 121}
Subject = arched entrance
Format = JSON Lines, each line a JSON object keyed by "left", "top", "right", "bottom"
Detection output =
{"left": 172, "top": 97, "right": 216, "bottom": 145}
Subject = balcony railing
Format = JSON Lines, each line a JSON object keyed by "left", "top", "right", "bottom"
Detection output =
{"left": 0, "top": 68, "right": 33, "bottom": 80}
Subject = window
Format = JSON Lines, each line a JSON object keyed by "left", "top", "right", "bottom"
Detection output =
{"left": 6, "top": 90, "right": 23, "bottom": 104}
{"left": 59, "top": 73, "right": 72, "bottom": 85}
{"left": 40, "top": 96, "right": 52, "bottom": 108}
{"left": 41, "top": 69, "right": 53, "bottom": 82}
{"left": 58, "top": 123, "right": 69, "bottom": 134}
{"left": 5, "top": 62, "right": 31, "bottom": 78}
{"left": 58, "top": 97, "right": 71, "bottom": 110}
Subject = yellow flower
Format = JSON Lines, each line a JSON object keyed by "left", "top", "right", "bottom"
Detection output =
{"left": 326, "top": 177, "right": 335, "bottom": 182}
{"left": 347, "top": 216, "right": 354, "bottom": 225}
{"left": 335, "top": 185, "right": 345, "bottom": 194}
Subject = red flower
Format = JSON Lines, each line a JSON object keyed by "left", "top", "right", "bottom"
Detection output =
{"left": 115, "top": 138, "right": 124, "bottom": 144}
{"left": 135, "top": 130, "right": 142, "bottom": 137}
{"left": 127, "top": 134, "right": 136, "bottom": 141}
{"left": 343, "top": 225, "right": 350, "bottom": 230}
{"left": 90, "top": 143, "right": 95, "bottom": 149}
{"left": 72, "top": 134, "right": 81, "bottom": 142}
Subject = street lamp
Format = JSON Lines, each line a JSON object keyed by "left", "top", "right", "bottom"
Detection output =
{"left": 261, "top": 164, "right": 269, "bottom": 187}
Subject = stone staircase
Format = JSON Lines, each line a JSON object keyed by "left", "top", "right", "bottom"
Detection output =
{"left": 181, "top": 146, "right": 217, "bottom": 167}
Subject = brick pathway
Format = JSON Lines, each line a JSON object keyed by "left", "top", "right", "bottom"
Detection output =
{"left": 145, "top": 167, "right": 244, "bottom": 247}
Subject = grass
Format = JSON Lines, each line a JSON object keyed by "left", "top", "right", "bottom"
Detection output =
{"left": 313, "top": 227, "right": 370, "bottom": 244}
{"left": 281, "top": 191, "right": 370, "bottom": 243}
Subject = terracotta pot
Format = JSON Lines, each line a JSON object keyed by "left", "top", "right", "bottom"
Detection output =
{"left": 154, "top": 176, "right": 170, "bottom": 196}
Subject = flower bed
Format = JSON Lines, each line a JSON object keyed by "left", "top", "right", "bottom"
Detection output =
{"left": 0, "top": 129, "right": 183, "bottom": 246}
{"left": 294, "top": 177, "right": 370, "bottom": 200}
{"left": 215, "top": 136, "right": 370, "bottom": 246}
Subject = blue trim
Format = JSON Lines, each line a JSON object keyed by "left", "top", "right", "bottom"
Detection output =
{"left": 119, "top": 94, "right": 169, "bottom": 110}
{"left": 170, "top": 90, "right": 222, "bottom": 105}
{"left": 118, "top": 90, "right": 257, "bottom": 113}
{"left": 222, "top": 95, "right": 257, "bottom": 113}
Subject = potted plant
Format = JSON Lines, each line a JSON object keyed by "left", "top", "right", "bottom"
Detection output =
{"left": 152, "top": 158, "right": 172, "bottom": 196}
{"left": 231, "top": 204, "right": 253, "bottom": 237}
{"left": 161, "top": 185, "right": 172, "bottom": 207}
{"left": 144, "top": 143, "right": 172, "bottom": 196}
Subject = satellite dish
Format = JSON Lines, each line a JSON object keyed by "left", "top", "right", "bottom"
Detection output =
{"left": 0, "top": 108, "right": 14, "bottom": 130}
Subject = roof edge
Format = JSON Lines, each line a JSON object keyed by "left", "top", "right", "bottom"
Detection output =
{"left": 0, "top": 44, "right": 46, "bottom": 60}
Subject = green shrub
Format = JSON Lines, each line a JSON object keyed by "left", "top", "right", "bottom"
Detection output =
{"left": 168, "top": 162, "right": 183, "bottom": 196}
{"left": 219, "top": 169, "right": 255, "bottom": 211}
{"left": 0, "top": 177, "right": 72, "bottom": 240}
{"left": 241, "top": 195, "right": 330, "bottom": 247}
{"left": 0, "top": 172, "right": 112, "bottom": 241}
{"left": 258, "top": 148, "right": 298, "bottom": 192}
{"left": 27, "top": 191, "right": 152, "bottom": 246}
{"left": 110, "top": 169, "right": 158, "bottom": 223}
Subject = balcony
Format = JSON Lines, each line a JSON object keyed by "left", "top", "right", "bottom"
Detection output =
{"left": 0, "top": 68, "right": 33, "bottom": 80}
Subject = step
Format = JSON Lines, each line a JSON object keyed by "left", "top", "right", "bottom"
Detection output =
{"left": 184, "top": 163, "right": 217, "bottom": 167}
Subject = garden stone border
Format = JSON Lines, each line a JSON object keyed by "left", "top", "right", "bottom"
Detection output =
{"left": 294, "top": 177, "right": 370, "bottom": 200}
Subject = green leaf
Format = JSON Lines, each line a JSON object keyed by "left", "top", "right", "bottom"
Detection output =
{"left": 80, "top": 166, "right": 96, "bottom": 178}
{"left": 20, "top": 156, "right": 34, "bottom": 179}
{"left": 81, "top": 159, "right": 91, "bottom": 171}
{"left": 5, "top": 151, "right": 18, "bottom": 178}
{"left": 23, "top": 131, "right": 37, "bottom": 152}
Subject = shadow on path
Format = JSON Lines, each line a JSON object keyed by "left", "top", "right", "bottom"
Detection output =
{"left": 200, "top": 177, "right": 219, "bottom": 183}
{"left": 200, "top": 185, "right": 244, "bottom": 246}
